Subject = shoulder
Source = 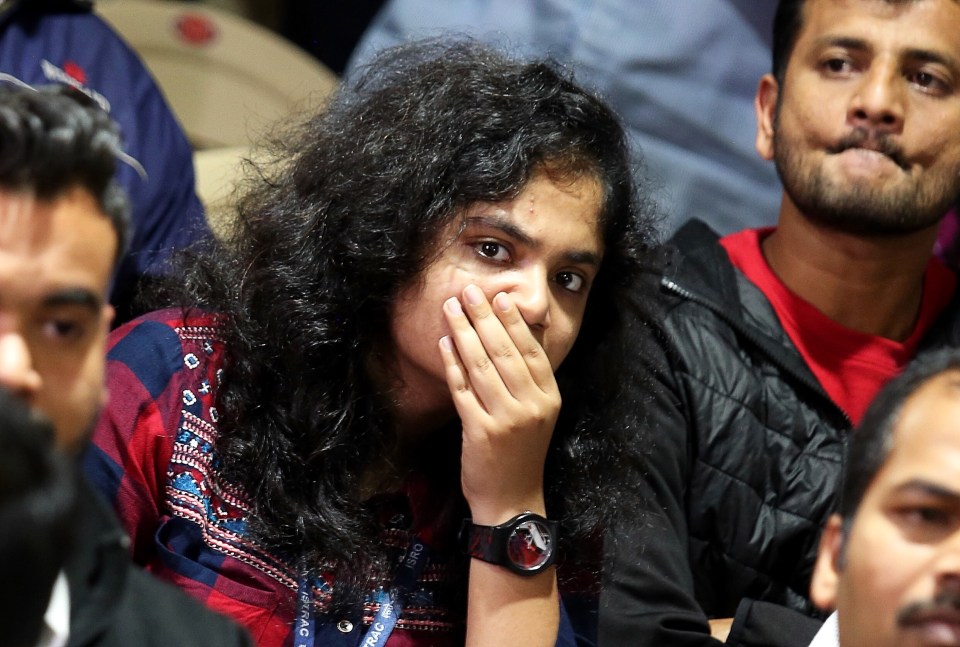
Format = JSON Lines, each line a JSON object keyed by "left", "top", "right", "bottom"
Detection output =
{"left": 107, "top": 308, "right": 225, "bottom": 414}
{"left": 107, "top": 309, "right": 223, "bottom": 371}
{"left": 656, "top": 221, "right": 789, "bottom": 349}
{"left": 662, "top": 220, "right": 739, "bottom": 303}
{"left": 0, "top": 7, "right": 145, "bottom": 96}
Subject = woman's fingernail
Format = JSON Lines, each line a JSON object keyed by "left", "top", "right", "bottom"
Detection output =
{"left": 440, "top": 335, "right": 453, "bottom": 352}
{"left": 445, "top": 296, "right": 463, "bottom": 315}
{"left": 494, "top": 292, "right": 511, "bottom": 312}
{"left": 463, "top": 284, "right": 483, "bottom": 306}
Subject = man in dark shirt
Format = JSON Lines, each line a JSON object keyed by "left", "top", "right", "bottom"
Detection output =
{"left": 0, "top": 82, "right": 251, "bottom": 647}
{"left": 601, "top": 1, "right": 960, "bottom": 645}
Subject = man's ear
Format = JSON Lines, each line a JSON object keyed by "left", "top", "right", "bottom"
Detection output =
{"left": 755, "top": 73, "right": 779, "bottom": 161}
{"left": 101, "top": 304, "right": 115, "bottom": 331}
{"left": 99, "top": 305, "right": 114, "bottom": 411}
{"left": 810, "top": 513, "right": 845, "bottom": 612}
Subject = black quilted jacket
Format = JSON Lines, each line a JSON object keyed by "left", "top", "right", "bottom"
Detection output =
{"left": 599, "top": 219, "right": 960, "bottom": 647}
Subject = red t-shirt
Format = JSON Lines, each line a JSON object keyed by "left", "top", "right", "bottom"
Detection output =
{"left": 720, "top": 228, "right": 956, "bottom": 425}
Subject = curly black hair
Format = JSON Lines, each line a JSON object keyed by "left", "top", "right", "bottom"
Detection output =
{"left": 165, "top": 39, "right": 660, "bottom": 602}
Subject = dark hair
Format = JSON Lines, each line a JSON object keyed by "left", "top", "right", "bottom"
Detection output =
{"left": 166, "top": 39, "right": 659, "bottom": 602}
{"left": 0, "top": 388, "right": 77, "bottom": 647}
{"left": 772, "top": 0, "right": 805, "bottom": 85}
{"left": 772, "top": 0, "right": 933, "bottom": 84}
{"left": 0, "top": 83, "right": 130, "bottom": 262}
{"left": 839, "top": 348, "right": 960, "bottom": 520}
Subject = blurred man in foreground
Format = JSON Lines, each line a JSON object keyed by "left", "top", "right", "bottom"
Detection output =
{"left": 0, "top": 83, "right": 251, "bottom": 646}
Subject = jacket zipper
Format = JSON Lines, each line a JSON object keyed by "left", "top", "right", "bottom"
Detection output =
{"left": 661, "top": 277, "right": 853, "bottom": 430}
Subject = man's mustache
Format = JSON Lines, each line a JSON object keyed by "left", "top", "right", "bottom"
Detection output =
{"left": 897, "top": 590, "right": 960, "bottom": 628}
{"left": 828, "top": 128, "right": 908, "bottom": 170}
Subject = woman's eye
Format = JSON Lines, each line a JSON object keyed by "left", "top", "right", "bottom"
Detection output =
{"left": 555, "top": 271, "right": 586, "bottom": 293}
{"left": 476, "top": 241, "right": 510, "bottom": 262}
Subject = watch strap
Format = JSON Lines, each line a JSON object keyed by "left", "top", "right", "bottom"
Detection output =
{"left": 459, "top": 511, "right": 558, "bottom": 576}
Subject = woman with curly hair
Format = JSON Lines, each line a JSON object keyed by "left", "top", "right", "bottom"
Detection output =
{"left": 85, "top": 40, "right": 658, "bottom": 646}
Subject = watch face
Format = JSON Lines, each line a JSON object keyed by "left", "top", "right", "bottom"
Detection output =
{"left": 506, "top": 518, "right": 554, "bottom": 571}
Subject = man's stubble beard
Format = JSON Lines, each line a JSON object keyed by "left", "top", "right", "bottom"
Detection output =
{"left": 772, "top": 110, "right": 960, "bottom": 237}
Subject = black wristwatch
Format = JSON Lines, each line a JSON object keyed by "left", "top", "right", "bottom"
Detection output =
{"left": 459, "top": 511, "right": 558, "bottom": 576}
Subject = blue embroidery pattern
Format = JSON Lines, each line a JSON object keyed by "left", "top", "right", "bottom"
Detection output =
{"left": 163, "top": 322, "right": 458, "bottom": 632}
{"left": 167, "top": 325, "right": 301, "bottom": 592}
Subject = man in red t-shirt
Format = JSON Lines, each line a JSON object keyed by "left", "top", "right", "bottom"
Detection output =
{"left": 601, "top": 2, "right": 960, "bottom": 647}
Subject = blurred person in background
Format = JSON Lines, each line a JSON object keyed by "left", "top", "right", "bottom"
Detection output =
{"left": 0, "top": 0, "right": 211, "bottom": 324}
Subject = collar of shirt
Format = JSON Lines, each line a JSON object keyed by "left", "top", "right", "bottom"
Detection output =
{"left": 808, "top": 612, "right": 839, "bottom": 647}
{"left": 36, "top": 572, "right": 70, "bottom": 647}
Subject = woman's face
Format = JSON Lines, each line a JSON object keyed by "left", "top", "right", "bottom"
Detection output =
{"left": 387, "top": 171, "right": 605, "bottom": 410}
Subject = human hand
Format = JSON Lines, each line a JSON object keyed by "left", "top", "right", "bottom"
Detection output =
{"left": 440, "top": 284, "right": 557, "bottom": 525}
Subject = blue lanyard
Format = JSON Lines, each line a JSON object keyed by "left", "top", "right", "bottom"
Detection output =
{"left": 295, "top": 576, "right": 317, "bottom": 647}
{"left": 297, "top": 538, "right": 430, "bottom": 647}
